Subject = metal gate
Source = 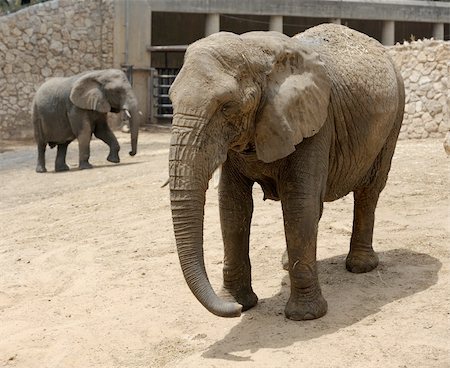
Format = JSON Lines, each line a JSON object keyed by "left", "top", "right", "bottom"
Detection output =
{"left": 151, "top": 68, "right": 179, "bottom": 119}
{"left": 148, "top": 45, "right": 187, "bottom": 123}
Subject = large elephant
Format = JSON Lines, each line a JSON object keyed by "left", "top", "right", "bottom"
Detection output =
{"left": 168, "top": 24, "right": 405, "bottom": 320}
{"left": 32, "top": 69, "right": 139, "bottom": 172}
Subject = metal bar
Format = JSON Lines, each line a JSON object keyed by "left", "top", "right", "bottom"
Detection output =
{"left": 155, "top": 104, "right": 173, "bottom": 108}
{"left": 154, "top": 114, "right": 174, "bottom": 119}
{"left": 149, "top": 67, "right": 180, "bottom": 122}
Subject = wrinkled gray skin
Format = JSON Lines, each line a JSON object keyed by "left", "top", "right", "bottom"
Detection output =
{"left": 169, "top": 24, "right": 405, "bottom": 320}
{"left": 32, "top": 69, "right": 139, "bottom": 172}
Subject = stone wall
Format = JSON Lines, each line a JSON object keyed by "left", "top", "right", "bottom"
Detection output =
{"left": 0, "top": 0, "right": 114, "bottom": 140}
{"left": 388, "top": 39, "right": 449, "bottom": 140}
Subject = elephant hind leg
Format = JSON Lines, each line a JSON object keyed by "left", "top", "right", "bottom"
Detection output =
{"left": 36, "top": 141, "right": 47, "bottom": 173}
{"left": 347, "top": 126, "right": 400, "bottom": 273}
{"left": 55, "top": 142, "right": 70, "bottom": 172}
{"left": 346, "top": 188, "right": 380, "bottom": 273}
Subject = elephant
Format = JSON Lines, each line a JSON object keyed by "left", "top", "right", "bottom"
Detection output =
{"left": 168, "top": 24, "right": 405, "bottom": 320}
{"left": 32, "top": 69, "right": 139, "bottom": 172}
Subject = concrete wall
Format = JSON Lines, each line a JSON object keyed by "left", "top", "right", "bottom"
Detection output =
{"left": 113, "top": 0, "right": 151, "bottom": 126}
{"left": 388, "top": 40, "right": 450, "bottom": 140}
{"left": 0, "top": 0, "right": 115, "bottom": 140}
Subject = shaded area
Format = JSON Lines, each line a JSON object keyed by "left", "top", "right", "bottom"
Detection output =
{"left": 203, "top": 249, "right": 441, "bottom": 361}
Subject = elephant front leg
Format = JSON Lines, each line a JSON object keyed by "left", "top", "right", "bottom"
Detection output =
{"left": 77, "top": 122, "right": 93, "bottom": 170}
{"left": 94, "top": 122, "right": 120, "bottom": 163}
{"left": 219, "top": 163, "right": 258, "bottom": 311}
{"left": 346, "top": 189, "right": 380, "bottom": 273}
{"left": 55, "top": 142, "right": 70, "bottom": 172}
{"left": 280, "top": 190, "right": 327, "bottom": 321}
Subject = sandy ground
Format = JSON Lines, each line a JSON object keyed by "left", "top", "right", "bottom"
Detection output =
{"left": 0, "top": 131, "right": 449, "bottom": 368}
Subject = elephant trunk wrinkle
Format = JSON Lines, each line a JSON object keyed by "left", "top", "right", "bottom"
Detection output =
{"left": 169, "top": 124, "right": 243, "bottom": 317}
{"left": 170, "top": 188, "right": 243, "bottom": 318}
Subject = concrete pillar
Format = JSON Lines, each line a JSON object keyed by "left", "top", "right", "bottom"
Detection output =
{"left": 113, "top": 0, "right": 126, "bottom": 69}
{"left": 205, "top": 13, "right": 220, "bottom": 36}
{"left": 114, "top": 0, "right": 152, "bottom": 125}
{"left": 269, "top": 15, "right": 283, "bottom": 33}
{"left": 432, "top": 23, "right": 444, "bottom": 40}
{"left": 382, "top": 20, "right": 395, "bottom": 46}
{"left": 330, "top": 18, "right": 341, "bottom": 25}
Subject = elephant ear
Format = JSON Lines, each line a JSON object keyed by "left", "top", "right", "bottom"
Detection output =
{"left": 70, "top": 72, "right": 111, "bottom": 113}
{"left": 245, "top": 33, "right": 331, "bottom": 163}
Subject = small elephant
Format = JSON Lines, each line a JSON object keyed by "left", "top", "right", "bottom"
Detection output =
{"left": 168, "top": 24, "right": 405, "bottom": 320}
{"left": 32, "top": 69, "right": 139, "bottom": 172}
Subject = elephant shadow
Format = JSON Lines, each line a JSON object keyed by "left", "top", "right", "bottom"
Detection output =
{"left": 47, "top": 161, "right": 143, "bottom": 173}
{"left": 203, "top": 249, "right": 441, "bottom": 361}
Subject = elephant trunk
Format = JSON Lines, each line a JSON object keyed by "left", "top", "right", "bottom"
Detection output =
{"left": 169, "top": 115, "right": 242, "bottom": 318}
{"left": 127, "top": 105, "right": 139, "bottom": 156}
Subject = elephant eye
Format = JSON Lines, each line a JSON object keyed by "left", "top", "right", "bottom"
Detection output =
{"left": 221, "top": 101, "right": 239, "bottom": 117}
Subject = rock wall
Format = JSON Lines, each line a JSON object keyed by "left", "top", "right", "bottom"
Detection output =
{"left": 388, "top": 39, "right": 449, "bottom": 140}
{"left": 0, "top": 0, "right": 114, "bottom": 140}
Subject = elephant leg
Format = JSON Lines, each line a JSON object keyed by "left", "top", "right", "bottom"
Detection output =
{"left": 36, "top": 141, "right": 47, "bottom": 173}
{"left": 94, "top": 122, "right": 120, "bottom": 163}
{"left": 219, "top": 161, "right": 258, "bottom": 311}
{"left": 346, "top": 130, "right": 399, "bottom": 273}
{"left": 55, "top": 142, "right": 70, "bottom": 172}
{"left": 279, "top": 146, "right": 329, "bottom": 321}
{"left": 346, "top": 189, "right": 380, "bottom": 273}
{"left": 347, "top": 117, "right": 401, "bottom": 273}
{"left": 281, "top": 249, "right": 289, "bottom": 271}
{"left": 281, "top": 192, "right": 327, "bottom": 320}
{"left": 77, "top": 122, "right": 93, "bottom": 170}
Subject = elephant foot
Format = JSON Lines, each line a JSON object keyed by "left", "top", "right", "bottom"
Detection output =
{"left": 79, "top": 161, "right": 93, "bottom": 170}
{"left": 346, "top": 248, "right": 379, "bottom": 273}
{"left": 107, "top": 153, "right": 120, "bottom": 163}
{"left": 55, "top": 163, "right": 70, "bottom": 172}
{"left": 219, "top": 286, "right": 258, "bottom": 312}
{"left": 285, "top": 290, "right": 328, "bottom": 321}
{"left": 36, "top": 165, "right": 47, "bottom": 173}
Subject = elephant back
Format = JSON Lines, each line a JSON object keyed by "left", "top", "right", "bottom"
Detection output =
{"left": 294, "top": 24, "right": 399, "bottom": 117}
{"left": 295, "top": 24, "right": 404, "bottom": 201}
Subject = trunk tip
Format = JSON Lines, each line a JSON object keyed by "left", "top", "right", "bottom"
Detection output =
{"left": 229, "top": 303, "right": 243, "bottom": 318}
{"left": 129, "top": 150, "right": 137, "bottom": 156}
{"left": 210, "top": 302, "right": 243, "bottom": 318}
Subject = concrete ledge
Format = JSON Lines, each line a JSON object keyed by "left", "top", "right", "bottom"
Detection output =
{"left": 148, "top": 0, "right": 450, "bottom": 23}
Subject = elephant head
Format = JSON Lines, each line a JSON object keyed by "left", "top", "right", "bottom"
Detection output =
{"left": 168, "top": 31, "right": 331, "bottom": 317}
{"left": 70, "top": 69, "right": 139, "bottom": 156}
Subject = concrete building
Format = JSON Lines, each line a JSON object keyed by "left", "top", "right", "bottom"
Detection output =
{"left": 114, "top": 0, "right": 450, "bottom": 124}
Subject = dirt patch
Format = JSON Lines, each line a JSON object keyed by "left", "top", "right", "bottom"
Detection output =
{"left": 0, "top": 132, "right": 448, "bottom": 367}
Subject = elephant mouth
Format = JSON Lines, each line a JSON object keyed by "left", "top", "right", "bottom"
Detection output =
{"left": 241, "top": 142, "right": 256, "bottom": 154}
{"left": 110, "top": 107, "right": 132, "bottom": 121}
